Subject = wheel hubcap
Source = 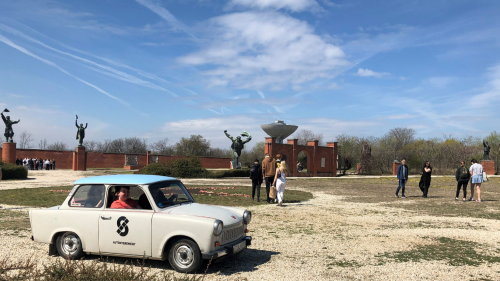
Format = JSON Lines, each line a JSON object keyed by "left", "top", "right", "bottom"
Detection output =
{"left": 61, "top": 233, "right": 80, "bottom": 256}
{"left": 174, "top": 245, "right": 194, "bottom": 268}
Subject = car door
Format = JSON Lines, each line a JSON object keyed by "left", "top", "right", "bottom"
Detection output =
{"left": 98, "top": 185, "right": 153, "bottom": 257}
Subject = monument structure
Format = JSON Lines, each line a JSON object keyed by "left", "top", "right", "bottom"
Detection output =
{"left": 1, "top": 108, "right": 19, "bottom": 164}
{"left": 73, "top": 115, "right": 88, "bottom": 171}
{"left": 481, "top": 139, "right": 495, "bottom": 175}
{"left": 261, "top": 120, "right": 298, "bottom": 144}
{"left": 75, "top": 115, "right": 88, "bottom": 147}
{"left": 224, "top": 130, "right": 252, "bottom": 169}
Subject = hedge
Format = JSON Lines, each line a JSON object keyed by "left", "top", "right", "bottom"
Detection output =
{"left": 0, "top": 163, "right": 28, "bottom": 180}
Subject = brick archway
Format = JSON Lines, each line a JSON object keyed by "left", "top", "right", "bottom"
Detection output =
{"left": 264, "top": 137, "right": 337, "bottom": 177}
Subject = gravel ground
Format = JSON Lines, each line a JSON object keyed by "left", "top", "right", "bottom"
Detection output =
{"left": 1, "top": 173, "right": 500, "bottom": 280}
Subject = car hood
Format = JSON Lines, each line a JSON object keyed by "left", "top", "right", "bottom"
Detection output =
{"left": 165, "top": 203, "right": 244, "bottom": 226}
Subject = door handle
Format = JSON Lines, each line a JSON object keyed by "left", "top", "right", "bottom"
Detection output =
{"left": 101, "top": 216, "right": 112, "bottom": 220}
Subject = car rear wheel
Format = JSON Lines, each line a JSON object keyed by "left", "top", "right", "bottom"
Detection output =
{"left": 168, "top": 238, "right": 202, "bottom": 273}
{"left": 56, "top": 232, "right": 85, "bottom": 260}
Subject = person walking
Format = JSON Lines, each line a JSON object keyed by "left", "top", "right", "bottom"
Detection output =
{"left": 273, "top": 162, "right": 287, "bottom": 207}
{"left": 53, "top": 159, "right": 56, "bottom": 170}
{"left": 249, "top": 159, "right": 263, "bottom": 202}
{"left": 455, "top": 161, "right": 470, "bottom": 201}
{"left": 469, "top": 159, "right": 483, "bottom": 202}
{"left": 262, "top": 153, "right": 276, "bottom": 204}
{"left": 38, "top": 158, "right": 43, "bottom": 170}
{"left": 420, "top": 161, "right": 432, "bottom": 198}
{"left": 395, "top": 158, "right": 409, "bottom": 198}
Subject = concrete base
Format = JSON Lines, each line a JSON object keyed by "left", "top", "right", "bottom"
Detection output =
{"left": 2, "top": 142, "right": 16, "bottom": 164}
{"left": 124, "top": 165, "right": 145, "bottom": 170}
{"left": 230, "top": 160, "right": 241, "bottom": 169}
{"left": 481, "top": 160, "right": 495, "bottom": 175}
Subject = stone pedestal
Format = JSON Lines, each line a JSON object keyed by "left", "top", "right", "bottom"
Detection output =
{"left": 230, "top": 160, "right": 241, "bottom": 169}
{"left": 393, "top": 162, "right": 401, "bottom": 176}
{"left": 2, "top": 142, "right": 16, "bottom": 164}
{"left": 72, "top": 146, "right": 87, "bottom": 171}
{"left": 481, "top": 160, "right": 495, "bottom": 175}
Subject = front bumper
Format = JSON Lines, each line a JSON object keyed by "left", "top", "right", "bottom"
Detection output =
{"left": 202, "top": 236, "right": 252, "bottom": 260}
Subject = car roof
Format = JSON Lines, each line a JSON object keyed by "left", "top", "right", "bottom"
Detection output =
{"left": 73, "top": 174, "right": 178, "bottom": 185}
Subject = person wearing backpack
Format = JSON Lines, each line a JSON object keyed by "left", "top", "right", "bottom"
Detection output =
{"left": 249, "top": 159, "right": 263, "bottom": 202}
{"left": 455, "top": 161, "right": 470, "bottom": 201}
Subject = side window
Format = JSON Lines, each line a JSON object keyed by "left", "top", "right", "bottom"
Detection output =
{"left": 108, "top": 185, "right": 148, "bottom": 209}
{"left": 68, "top": 185, "right": 105, "bottom": 208}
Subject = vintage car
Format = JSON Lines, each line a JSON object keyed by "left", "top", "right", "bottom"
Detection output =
{"left": 29, "top": 175, "right": 252, "bottom": 273}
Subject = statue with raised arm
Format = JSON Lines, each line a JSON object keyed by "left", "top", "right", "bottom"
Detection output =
{"left": 483, "top": 140, "right": 491, "bottom": 160}
{"left": 75, "top": 115, "right": 88, "bottom": 147}
{"left": 224, "top": 130, "right": 252, "bottom": 169}
{"left": 1, "top": 109, "right": 20, "bottom": 143}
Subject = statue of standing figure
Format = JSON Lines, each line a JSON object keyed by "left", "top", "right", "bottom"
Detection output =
{"left": 483, "top": 140, "right": 491, "bottom": 160}
{"left": 1, "top": 109, "right": 20, "bottom": 143}
{"left": 75, "top": 115, "right": 88, "bottom": 147}
{"left": 224, "top": 130, "right": 252, "bottom": 169}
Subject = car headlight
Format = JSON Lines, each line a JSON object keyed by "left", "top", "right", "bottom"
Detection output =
{"left": 213, "top": 220, "right": 223, "bottom": 236}
{"left": 243, "top": 210, "right": 252, "bottom": 224}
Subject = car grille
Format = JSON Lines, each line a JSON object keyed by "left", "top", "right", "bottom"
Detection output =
{"left": 220, "top": 224, "right": 245, "bottom": 245}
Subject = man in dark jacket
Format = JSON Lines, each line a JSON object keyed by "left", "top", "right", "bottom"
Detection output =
{"left": 262, "top": 153, "right": 276, "bottom": 203}
{"left": 455, "top": 161, "right": 470, "bottom": 201}
{"left": 395, "top": 158, "right": 409, "bottom": 198}
{"left": 250, "top": 159, "right": 263, "bottom": 202}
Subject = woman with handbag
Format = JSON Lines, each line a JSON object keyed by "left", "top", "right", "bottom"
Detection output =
{"left": 469, "top": 159, "right": 483, "bottom": 202}
{"left": 273, "top": 162, "right": 287, "bottom": 207}
{"left": 420, "top": 161, "right": 432, "bottom": 198}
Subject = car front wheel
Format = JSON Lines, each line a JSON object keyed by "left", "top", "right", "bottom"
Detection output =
{"left": 56, "top": 232, "right": 85, "bottom": 259}
{"left": 168, "top": 238, "right": 202, "bottom": 273}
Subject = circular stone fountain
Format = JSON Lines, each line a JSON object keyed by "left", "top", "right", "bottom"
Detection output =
{"left": 260, "top": 120, "right": 299, "bottom": 144}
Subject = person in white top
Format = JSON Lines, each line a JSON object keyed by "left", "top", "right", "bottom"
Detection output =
{"left": 469, "top": 159, "right": 483, "bottom": 202}
{"left": 272, "top": 162, "right": 287, "bottom": 207}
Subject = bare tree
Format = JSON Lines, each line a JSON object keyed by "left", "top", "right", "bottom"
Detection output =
{"left": 18, "top": 131, "right": 35, "bottom": 149}
{"left": 149, "top": 138, "right": 174, "bottom": 155}
{"left": 47, "top": 141, "right": 69, "bottom": 151}
{"left": 175, "top": 135, "right": 211, "bottom": 156}
{"left": 389, "top": 127, "right": 416, "bottom": 151}
{"left": 38, "top": 138, "right": 48, "bottom": 149}
{"left": 83, "top": 140, "right": 98, "bottom": 152}
{"left": 293, "top": 129, "right": 324, "bottom": 146}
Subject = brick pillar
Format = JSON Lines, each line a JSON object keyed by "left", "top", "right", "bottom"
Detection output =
{"left": 2, "top": 142, "right": 16, "bottom": 164}
{"left": 265, "top": 137, "right": 275, "bottom": 156}
{"left": 326, "top": 142, "right": 338, "bottom": 177}
{"left": 393, "top": 162, "right": 401, "bottom": 175}
{"left": 146, "top": 151, "right": 151, "bottom": 166}
{"left": 481, "top": 160, "right": 495, "bottom": 175}
{"left": 357, "top": 164, "right": 362, "bottom": 174}
{"left": 288, "top": 139, "right": 298, "bottom": 176}
{"left": 307, "top": 140, "right": 319, "bottom": 176}
{"left": 73, "top": 146, "right": 87, "bottom": 171}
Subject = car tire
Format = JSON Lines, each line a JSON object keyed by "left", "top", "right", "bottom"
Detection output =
{"left": 55, "top": 232, "right": 85, "bottom": 260}
{"left": 168, "top": 238, "right": 202, "bottom": 273}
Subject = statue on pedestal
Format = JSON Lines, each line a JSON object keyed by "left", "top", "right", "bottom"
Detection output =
{"left": 224, "top": 130, "right": 252, "bottom": 169}
{"left": 483, "top": 140, "right": 491, "bottom": 160}
{"left": 75, "top": 115, "right": 88, "bottom": 147}
{"left": 1, "top": 109, "right": 20, "bottom": 143}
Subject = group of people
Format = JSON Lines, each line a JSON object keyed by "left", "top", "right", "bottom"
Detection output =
{"left": 16, "top": 158, "right": 56, "bottom": 170}
{"left": 249, "top": 153, "right": 287, "bottom": 206}
{"left": 396, "top": 158, "right": 485, "bottom": 202}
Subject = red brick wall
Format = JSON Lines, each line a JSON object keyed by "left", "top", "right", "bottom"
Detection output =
{"left": 6, "top": 147, "right": 230, "bottom": 169}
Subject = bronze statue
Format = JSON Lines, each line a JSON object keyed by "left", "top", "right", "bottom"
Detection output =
{"left": 1, "top": 109, "right": 20, "bottom": 143}
{"left": 224, "top": 130, "right": 252, "bottom": 169}
{"left": 75, "top": 115, "right": 88, "bottom": 147}
{"left": 483, "top": 140, "right": 491, "bottom": 160}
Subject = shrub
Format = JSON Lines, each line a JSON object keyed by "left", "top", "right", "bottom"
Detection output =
{"left": 212, "top": 168, "right": 250, "bottom": 178}
{"left": 137, "top": 157, "right": 212, "bottom": 178}
{"left": 0, "top": 163, "right": 28, "bottom": 180}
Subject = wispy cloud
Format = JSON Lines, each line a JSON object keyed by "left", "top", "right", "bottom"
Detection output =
{"left": 227, "top": 0, "right": 322, "bottom": 12}
{"left": 135, "top": 0, "right": 196, "bottom": 38}
{"left": 356, "top": 68, "right": 390, "bottom": 78}
{"left": 178, "top": 11, "right": 350, "bottom": 90}
{"left": 424, "top": 76, "right": 455, "bottom": 87}
{"left": 257, "top": 91, "right": 265, "bottom": 99}
{"left": 469, "top": 65, "right": 500, "bottom": 108}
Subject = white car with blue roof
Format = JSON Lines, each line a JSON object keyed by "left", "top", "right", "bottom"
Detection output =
{"left": 29, "top": 174, "right": 252, "bottom": 273}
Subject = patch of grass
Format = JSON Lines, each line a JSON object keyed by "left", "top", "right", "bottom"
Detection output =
{"left": 0, "top": 210, "right": 30, "bottom": 231}
{"left": 0, "top": 186, "right": 73, "bottom": 207}
{"left": 378, "top": 237, "right": 500, "bottom": 266}
{"left": 326, "top": 256, "right": 361, "bottom": 268}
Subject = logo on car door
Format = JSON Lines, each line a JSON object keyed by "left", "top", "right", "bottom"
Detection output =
{"left": 117, "top": 216, "right": 129, "bottom": 237}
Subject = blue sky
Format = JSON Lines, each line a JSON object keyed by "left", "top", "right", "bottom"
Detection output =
{"left": 0, "top": 0, "right": 499, "bottom": 148}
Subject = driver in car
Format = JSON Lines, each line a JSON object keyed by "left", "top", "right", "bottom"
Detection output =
{"left": 138, "top": 185, "right": 178, "bottom": 209}
{"left": 110, "top": 186, "right": 142, "bottom": 209}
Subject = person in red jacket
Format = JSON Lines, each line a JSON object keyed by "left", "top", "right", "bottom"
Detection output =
{"left": 111, "top": 186, "right": 141, "bottom": 209}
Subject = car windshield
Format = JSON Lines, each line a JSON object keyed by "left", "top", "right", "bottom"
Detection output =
{"left": 148, "top": 181, "right": 194, "bottom": 208}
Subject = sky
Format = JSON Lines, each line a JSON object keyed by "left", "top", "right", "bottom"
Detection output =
{"left": 0, "top": 0, "right": 499, "bottom": 149}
